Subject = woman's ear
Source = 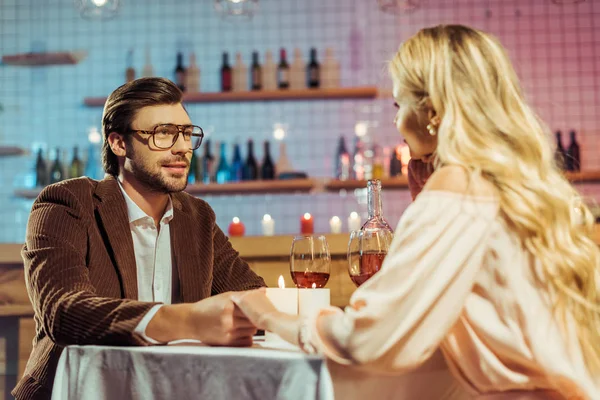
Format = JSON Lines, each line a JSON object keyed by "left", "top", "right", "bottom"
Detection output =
{"left": 107, "top": 132, "right": 127, "bottom": 157}
{"left": 424, "top": 98, "right": 440, "bottom": 127}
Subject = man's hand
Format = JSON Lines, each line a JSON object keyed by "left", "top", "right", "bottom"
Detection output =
{"left": 145, "top": 292, "right": 258, "bottom": 346}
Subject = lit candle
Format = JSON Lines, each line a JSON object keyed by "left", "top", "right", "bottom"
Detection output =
{"left": 298, "top": 282, "right": 331, "bottom": 317}
{"left": 228, "top": 217, "right": 245, "bottom": 237}
{"left": 300, "top": 213, "right": 314, "bottom": 234}
{"left": 329, "top": 216, "right": 342, "bottom": 234}
{"left": 347, "top": 211, "right": 362, "bottom": 232}
{"left": 265, "top": 275, "right": 299, "bottom": 343}
{"left": 261, "top": 214, "right": 275, "bottom": 236}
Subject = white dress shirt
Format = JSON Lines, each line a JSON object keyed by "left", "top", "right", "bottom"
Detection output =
{"left": 117, "top": 182, "right": 171, "bottom": 343}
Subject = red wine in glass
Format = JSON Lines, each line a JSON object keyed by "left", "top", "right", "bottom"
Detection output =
{"left": 291, "top": 271, "right": 330, "bottom": 288}
{"left": 350, "top": 251, "right": 386, "bottom": 287}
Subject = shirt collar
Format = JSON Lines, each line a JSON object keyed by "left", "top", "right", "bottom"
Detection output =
{"left": 117, "top": 180, "right": 174, "bottom": 225}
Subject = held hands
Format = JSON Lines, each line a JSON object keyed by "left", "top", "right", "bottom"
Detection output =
{"left": 231, "top": 288, "right": 279, "bottom": 331}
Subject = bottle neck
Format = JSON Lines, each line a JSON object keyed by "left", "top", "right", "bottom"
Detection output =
{"left": 367, "top": 181, "right": 383, "bottom": 218}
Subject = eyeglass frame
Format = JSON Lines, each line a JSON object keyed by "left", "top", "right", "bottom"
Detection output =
{"left": 127, "top": 124, "right": 205, "bottom": 150}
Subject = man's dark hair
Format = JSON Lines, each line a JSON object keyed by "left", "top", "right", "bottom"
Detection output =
{"left": 101, "top": 77, "right": 183, "bottom": 176}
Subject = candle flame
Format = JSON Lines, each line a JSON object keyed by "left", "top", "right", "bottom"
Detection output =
{"left": 303, "top": 213, "right": 311, "bottom": 220}
{"left": 263, "top": 214, "right": 272, "bottom": 221}
{"left": 232, "top": 217, "right": 240, "bottom": 223}
{"left": 312, "top": 282, "right": 316, "bottom": 289}
{"left": 331, "top": 216, "right": 340, "bottom": 223}
{"left": 278, "top": 275, "right": 285, "bottom": 288}
{"left": 350, "top": 211, "right": 358, "bottom": 218}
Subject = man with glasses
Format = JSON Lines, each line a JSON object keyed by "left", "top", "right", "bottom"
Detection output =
{"left": 14, "top": 77, "right": 265, "bottom": 399}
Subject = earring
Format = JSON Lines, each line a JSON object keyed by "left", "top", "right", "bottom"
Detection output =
{"left": 426, "top": 123, "right": 437, "bottom": 136}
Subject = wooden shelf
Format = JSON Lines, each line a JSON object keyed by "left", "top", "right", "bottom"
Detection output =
{"left": 83, "top": 86, "right": 379, "bottom": 107}
{"left": 565, "top": 170, "right": 600, "bottom": 183}
{"left": 0, "top": 304, "right": 33, "bottom": 318}
{"left": 0, "top": 146, "right": 27, "bottom": 157}
{"left": 186, "top": 179, "right": 315, "bottom": 196}
{"left": 2, "top": 51, "right": 86, "bottom": 66}
{"left": 325, "top": 176, "right": 409, "bottom": 191}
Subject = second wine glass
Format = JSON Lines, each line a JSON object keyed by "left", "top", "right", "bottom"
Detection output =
{"left": 290, "top": 235, "right": 331, "bottom": 288}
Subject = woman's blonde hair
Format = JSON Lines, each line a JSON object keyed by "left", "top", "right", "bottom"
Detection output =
{"left": 389, "top": 25, "right": 600, "bottom": 371}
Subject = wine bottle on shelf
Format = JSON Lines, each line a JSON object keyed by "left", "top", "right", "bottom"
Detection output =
{"left": 352, "top": 136, "right": 365, "bottom": 180}
{"left": 211, "top": 140, "right": 221, "bottom": 183}
{"left": 174, "top": 52, "right": 186, "bottom": 92}
{"left": 262, "top": 50, "right": 277, "bottom": 91}
{"left": 221, "top": 52, "right": 232, "bottom": 92}
{"left": 242, "top": 139, "right": 258, "bottom": 181}
{"left": 261, "top": 141, "right": 275, "bottom": 180}
{"left": 334, "top": 136, "right": 351, "bottom": 180}
{"left": 250, "top": 51, "right": 262, "bottom": 91}
{"left": 216, "top": 142, "right": 230, "bottom": 184}
{"left": 202, "top": 139, "right": 214, "bottom": 184}
{"left": 142, "top": 47, "right": 154, "bottom": 78}
{"left": 186, "top": 52, "right": 200, "bottom": 93}
{"left": 84, "top": 143, "right": 99, "bottom": 180}
{"left": 230, "top": 142, "right": 243, "bottom": 182}
{"left": 61, "top": 148, "right": 70, "bottom": 180}
{"left": 277, "top": 48, "right": 290, "bottom": 89}
{"left": 566, "top": 130, "right": 580, "bottom": 172}
{"left": 307, "top": 47, "right": 320, "bottom": 88}
{"left": 35, "top": 149, "right": 48, "bottom": 187}
{"left": 321, "top": 47, "right": 340, "bottom": 89}
{"left": 275, "top": 141, "right": 293, "bottom": 177}
{"left": 389, "top": 145, "right": 402, "bottom": 177}
{"left": 125, "top": 49, "right": 135, "bottom": 83}
{"left": 232, "top": 52, "right": 248, "bottom": 92}
{"left": 188, "top": 149, "right": 197, "bottom": 184}
{"left": 554, "top": 131, "right": 567, "bottom": 171}
{"left": 372, "top": 144, "right": 384, "bottom": 180}
{"left": 290, "top": 48, "right": 305, "bottom": 90}
{"left": 50, "top": 148, "right": 63, "bottom": 184}
{"left": 69, "top": 146, "right": 83, "bottom": 179}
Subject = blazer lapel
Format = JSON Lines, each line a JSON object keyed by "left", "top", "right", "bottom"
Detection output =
{"left": 170, "top": 195, "right": 210, "bottom": 303}
{"left": 93, "top": 176, "right": 138, "bottom": 300}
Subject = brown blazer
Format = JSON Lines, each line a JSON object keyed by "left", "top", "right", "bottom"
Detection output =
{"left": 13, "top": 176, "right": 265, "bottom": 399}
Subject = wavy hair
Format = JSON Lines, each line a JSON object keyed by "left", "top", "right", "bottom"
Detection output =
{"left": 389, "top": 24, "right": 600, "bottom": 372}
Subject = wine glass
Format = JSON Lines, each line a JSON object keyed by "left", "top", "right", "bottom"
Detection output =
{"left": 347, "top": 229, "right": 393, "bottom": 287}
{"left": 290, "top": 235, "right": 331, "bottom": 288}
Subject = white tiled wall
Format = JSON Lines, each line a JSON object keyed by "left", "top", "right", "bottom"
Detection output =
{"left": 0, "top": 0, "right": 598, "bottom": 241}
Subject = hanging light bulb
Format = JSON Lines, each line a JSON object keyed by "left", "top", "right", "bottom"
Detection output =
{"left": 214, "top": 0, "right": 259, "bottom": 19}
{"left": 377, "top": 0, "right": 421, "bottom": 14}
{"left": 74, "top": 0, "right": 120, "bottom": 20}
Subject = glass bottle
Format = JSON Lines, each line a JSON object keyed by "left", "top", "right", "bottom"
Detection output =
{"left": 202, "top": 139, "right": 214, "bottom": 184}
{"left": 230, "top": 142, "right": 243, "bottom": 182}
{"left": 69, "top": 146, "right": 84, "bottom": 179}
{"left": 242, "top": 139, "right": 258, "bottom": 181}
{"left": 216, "top": 142, "right": 230, "bottom": 184}
{"left": 261, "top": 141, "right": 275, "bottom": 180}
{"left": 361, "top": 180, "right": 393, "bottom": 234}
{"left": 555, "top": 131, "right": 567, "bottom": 171}
{"left": 334, "top": 136, "right": 350, "bottom": 180}
{"left": 566, "top": 130, "right": 580, "bottom": 172}
{"left": 35, "top": 148, "right": 48, "bottom": 187}
{"left": 50, "top": 147, "right": 63, "bottom": 184}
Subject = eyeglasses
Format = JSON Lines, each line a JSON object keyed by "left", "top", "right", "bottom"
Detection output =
{"left": 130, "top": 124, "right": 204, "bottom": 150}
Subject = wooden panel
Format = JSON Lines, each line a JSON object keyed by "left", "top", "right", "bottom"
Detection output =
{"left": 0, "top": 146, "right": 27, "bottom": 157}
{"left": 2, "top": 51, "right": 86, "bottom": 66}
{"left": 231, "top": 233, "right": 350, "bottom": 259}
{"left": 84, "top": 86, "right": 379, "bottom": 107}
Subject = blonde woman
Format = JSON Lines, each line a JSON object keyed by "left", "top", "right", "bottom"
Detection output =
{"left": 234, "top": 25, "right": 600, "bottom": 399}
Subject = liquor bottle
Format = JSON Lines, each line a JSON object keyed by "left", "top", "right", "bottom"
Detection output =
{"left": 262, "top": 50, "right": 277, "bottom": 91}
{"left": 277, "top": 48, "right": 290, "bottom": 89}
{"left": 35, "top": 149, "right": 48, "bottom": 187}
{"left": 188, "top": 149, "right": 197, "bottom": 184}
{"left": 566, "top": 130, "right": 580, "bottom": 172}
{"left": 211, "top": 140, "right": 221, "bottom": 182}
{"left": 50, "top": 148, "right": 63, "bottom": 184}
{"left": 232, "top": 52, "right": 248, "bottom": 92}
{"left": 84, "top": 143, "right": 99, "bottom": 180}
{"left": 61, "top": 148, "right": 70, "bottom": 180}
{"left": 275, "top": 141, "right": 293, "bottom": 177}
{"left": 142, "top": 47, "right": 154, "bottom": 78}
{"left": 372, "top": 144, "right": 384, "bottom": 180}
{"left": 352, "top": 136, "right": 364, "bottom": 180}
{"left": 69, "top": 146, "right": 84, "bottom": 179}
{"left": 230, "top": 142, "right": 243, "bottom": 182}
{"left": 261, "top": 141, "right": 275, "bottom": 180}
{"left": 186, "top": 52, "right": 200, "bottom": 93}
{"left": 216, "top": 142, "right": 230, "bottom": 184}
{"left": 250, "top": 51, "right": 262, "bottom": 91}
{"left": 221, "top": 52, "right": 232, "bottom": 92}
{"left": 174, "top": 52, "right": 186, "bottom": 92}
{"left": 334, "top": 136, "right": 351, "bottom": 180}
{"left": 554, "top": 131, "right": 567, "bottom": 171}
{"left": 125, "top": 49, "right": 135, "bottom": 83}
{"left": 307, "top": 47, "right": 320, "bottom": 88}
{"left": 242, "top": 139, "right": 258, "bottom": 181}
{"left": 389, "top": 145, "right": 402, "bottom": 177}
{"left": 321, "top": 47, "right": 340, "bottom": 89}
{"left": 289, "top": 48, "right": 305, "bottom": 90}
{"left": 202, "top": 139, "right": 214, "bottom": 184}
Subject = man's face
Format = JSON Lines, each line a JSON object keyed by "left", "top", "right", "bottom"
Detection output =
{"left": 124, "top": 103, "right": 193, "bottom": 193}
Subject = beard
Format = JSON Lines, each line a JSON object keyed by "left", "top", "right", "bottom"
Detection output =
{"left": 127, "top": 151, "right": 190, "bottom": 194}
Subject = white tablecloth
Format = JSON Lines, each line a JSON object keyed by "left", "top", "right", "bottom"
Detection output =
{"left": 52, "top": 339, "right": 469, "bottom": 400}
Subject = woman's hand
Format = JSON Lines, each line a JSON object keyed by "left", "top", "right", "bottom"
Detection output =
{"left": 231, "top": 288, "right": 278, "bottom": 331}
{"left": 407, "top": 158, "right": 434, "bottom": 200}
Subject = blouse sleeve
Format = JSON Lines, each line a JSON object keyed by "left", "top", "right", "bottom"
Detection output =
{"left": 310, "top": 192, "right": 499, "bottom": 372}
